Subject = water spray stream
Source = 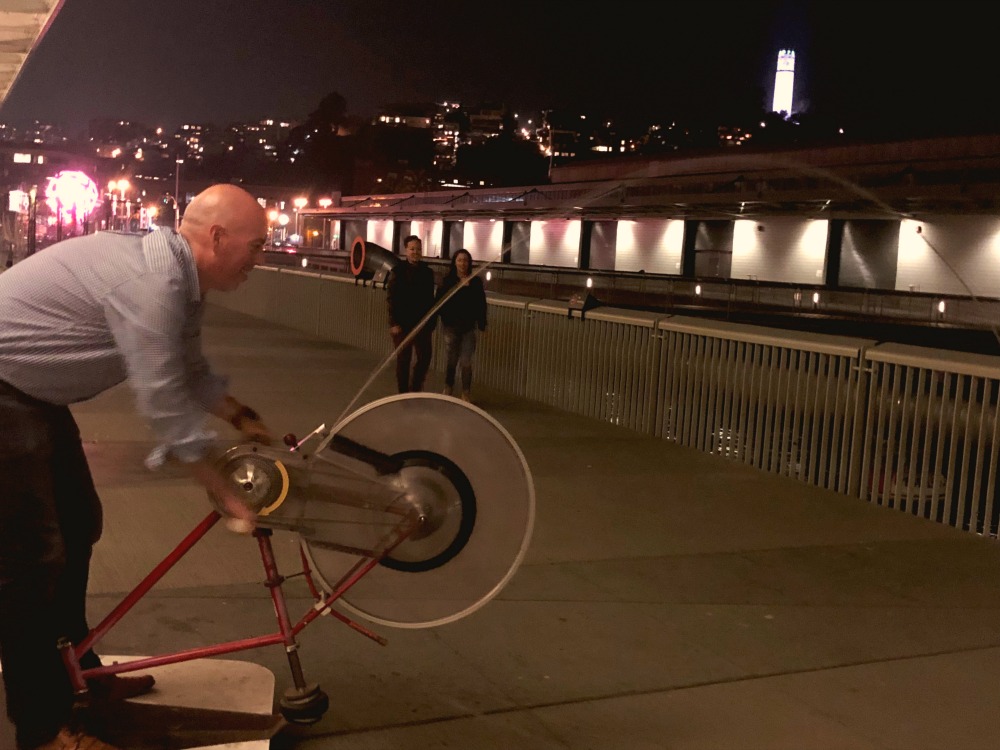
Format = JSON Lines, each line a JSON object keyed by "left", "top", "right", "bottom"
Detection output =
{"left": 316, "top": 253, "right": 500, "bottom": 454}
{"left": 317, "top": 151, "right": 997, "bottom": 456}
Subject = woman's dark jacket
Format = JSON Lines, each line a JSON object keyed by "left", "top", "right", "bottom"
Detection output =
{"left": 436, "top": 274, "right": 487, "bottom": 334}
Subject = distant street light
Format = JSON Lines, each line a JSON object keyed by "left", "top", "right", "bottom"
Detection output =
{"left": 293, "top": 196, "right": 308, "bottom": 237}
{"left": 174, "top": 159, "right": 184, "bottom": 230}
{"left": 267, "top": 209, "right": 279, "bottom": 246}
{"left": 277, "top": 212, "right": 290, "bottom": 243}
{"left": 109, "top": 179, "right": 130, "bottom": 231}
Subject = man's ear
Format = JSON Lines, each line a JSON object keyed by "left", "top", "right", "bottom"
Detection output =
{"left": 207, "top": 225, "right": 223, "bottom": 249}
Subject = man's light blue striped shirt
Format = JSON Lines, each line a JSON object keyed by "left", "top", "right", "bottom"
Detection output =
{"left": 0, "top": 229, "right": 227, "bottom": 467}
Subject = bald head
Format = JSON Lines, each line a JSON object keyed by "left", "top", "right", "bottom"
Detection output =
{"left": 180, "top": 184, "right": 265, "bottom": 237}
{"left": 179, "top": 184, "right": 268, "bottom": 293}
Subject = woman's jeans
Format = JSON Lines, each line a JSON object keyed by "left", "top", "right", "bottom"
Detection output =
{"left": 443, "top": 327, "right": 478, "bottom": 391}
{"left": 0, "top": 381, "right": 103, "bottom": 749}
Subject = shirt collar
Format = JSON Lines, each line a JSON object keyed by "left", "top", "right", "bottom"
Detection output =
{"left": 144, "top": 229, "right": 202, "bottom": 303}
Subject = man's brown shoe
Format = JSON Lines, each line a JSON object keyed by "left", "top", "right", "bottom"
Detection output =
{"left": 87, "top": 672, "right": 156, "bottom": 701}
{"left": 32, "top": 727, "right": 119, "bottom": 750}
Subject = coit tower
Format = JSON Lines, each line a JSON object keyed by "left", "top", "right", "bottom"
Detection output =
{"left": 771, "top": 49, "right": 795, "bottom": 116}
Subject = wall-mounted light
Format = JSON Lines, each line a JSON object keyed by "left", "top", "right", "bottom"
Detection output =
{"left": 586, "top": 277, "right": 593, "bottom": 289}
{"left": 695, "top": 284, "right": 702, "bottom": 295}
{"left": 485, "top": 270, "right": 492, "bottom": 282}
{"left": 937, "top": 300, "right": 946, "bottom": 315}
{"left": 812, "top": 292, "right": 820, "bottom": 305}
{"left": 301, "top": 258, "right": 308, "bottom": 268}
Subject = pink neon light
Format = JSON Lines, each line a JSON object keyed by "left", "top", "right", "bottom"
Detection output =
{"left": 44, "top": 170, "right": 99, "bottom": 219}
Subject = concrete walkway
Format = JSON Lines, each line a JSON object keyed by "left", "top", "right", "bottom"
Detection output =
{"left": 13, "top": 304, "right": 1000, "bottom": 750}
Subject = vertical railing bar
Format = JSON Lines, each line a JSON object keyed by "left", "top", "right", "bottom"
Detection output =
{"left": 754, "top": 345, "right": 774, "bottom": 470}
{"left": 954, "top": 376, "right": 977, "bottom": 531}
{"left": 697, "top": 334, "right": 713, "bottom": 448}
{"left": 886, "top": 366, "right": 913, "bottom": 510}
{"left": 715, "top": 339, "right": 735, "bottom": 458}
{"left": 774, "top": 348, "right": 793, "bottom": 476}
{"left": 971, "top": 380, "right": 991, "bottom": 534}
{"left": 734, "top": 341, "right": 751, "bottom": 462}
{"left": 796, "top": 349, "right": 809, "bottom": 480}
{"left": 652, "top": 327, "right": 668, "bottom": 438}
{"left": 679, "top": 333, "right": 695, "bottom": 446}
{"left": 806, "top": 353, "right": 825, "bottom": 485}
{"left": 906, "top": 368, "right": 927, "bottom": 517}
{"left": 831, "top": 356, "right": 848, "bottom": 492}
{"left": 745, "top": 341, "right": 761, "bottom": 465}
{"left": 666, "top": 331, "right": 684, "bottom": 441}
{"left": 646, "top": 326, "right": 660, "bottom": 436}
{"left": 718, "top": 338, "right": 735, "bottom": 458}
{"left": 619, "top": 325, "right": 634, "bottom": 430}
{"left": 894, "top": 367, "right": 919, "bottom": 511}
{"left": 592, "top": 320, "right": 608, "bottom": 421}
{"left": 870, "top": 360, "right": 890, "bottom": 503}
{"left": 882, "top": 364, "right": 903, "bottom": 508}
{"left": 744, "top": 343, "right": 763, "bottom": 466}
{"left": 942, "top": 372, "right": 963, "bottom": 529}
{"left": 847, "top": 354, "right": 869, "bottom": 498}
{"left": 918, "top": 370, "right": 940, "bottom": 521}
{"left": 982, "top": 382, "right": 1000, "bottom": 537}
{"left": 695, "top": 335, "right": 711, "bottom": 449}
{"left": 703, "top": 336, "right": 723, "bottom": 454}
{"left": 686, "top": 335, "right": 705, "bottom": 448}
{"left": 930, "top": 371, "right": 953, "bottom": 525}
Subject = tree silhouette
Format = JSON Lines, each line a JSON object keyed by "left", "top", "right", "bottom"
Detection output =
{"left": 455, "top": 134, "right": 549, "bottom": 187}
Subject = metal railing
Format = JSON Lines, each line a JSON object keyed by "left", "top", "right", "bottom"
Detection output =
{"left": 218, "top": 266, "right": 1000, "bottom": 538}
{"left": 262, "top": 254, "right": 1000, "bottom": 346}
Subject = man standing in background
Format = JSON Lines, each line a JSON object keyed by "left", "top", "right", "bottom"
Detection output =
{"left": 386, "top": 234, "right": 436, "bottom": 392}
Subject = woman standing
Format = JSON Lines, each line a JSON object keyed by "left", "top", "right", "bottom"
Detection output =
{"left": 436, "top": 248, "right": 487, "bottom": 401}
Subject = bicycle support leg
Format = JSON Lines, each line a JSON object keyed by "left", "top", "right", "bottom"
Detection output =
{"left": 255, "top": 528, "right": 331, "bottom": 724}
{"left": 255, "top": 527, "right": 308, "bottom": 690}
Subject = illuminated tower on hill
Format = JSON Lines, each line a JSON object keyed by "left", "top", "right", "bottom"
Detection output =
{"left": 771, "top": 49, "right": 795, "bottom": 116}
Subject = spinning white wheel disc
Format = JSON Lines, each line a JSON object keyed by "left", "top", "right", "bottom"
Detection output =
{"left": 302, "top": 393, "right": 535, "bottom": 628}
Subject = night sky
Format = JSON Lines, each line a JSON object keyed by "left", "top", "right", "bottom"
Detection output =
{"left": 1, "top": 0, "right": 998, "bottom": 137}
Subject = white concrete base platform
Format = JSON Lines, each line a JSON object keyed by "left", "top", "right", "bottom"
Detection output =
{"left": 2, "top": 654, "right": 281, "bottom": 750}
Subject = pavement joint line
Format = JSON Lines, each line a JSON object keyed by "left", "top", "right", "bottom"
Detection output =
{"left": 296, "top": 642, "right": 1000, "bottom": 740}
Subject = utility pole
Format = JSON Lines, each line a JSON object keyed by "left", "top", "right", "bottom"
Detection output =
{"left": 27, "top": 186, "right": 37, "bottom": 256}
{"left": 174, "top": 158, "right": 184, "bottom": 231}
